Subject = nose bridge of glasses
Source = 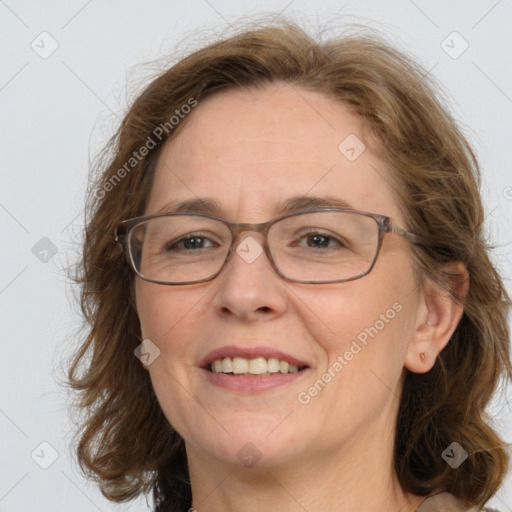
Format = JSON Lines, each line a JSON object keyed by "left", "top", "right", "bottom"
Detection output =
{"left": 227, "top": 220, "right": 270, "bottom": 246}
{"left": 223, "top": 220, "right": 276, "bottom": 273}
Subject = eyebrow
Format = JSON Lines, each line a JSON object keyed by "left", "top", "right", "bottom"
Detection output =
{"left": 156, "top": 195, "right": 355, "bottom": 216}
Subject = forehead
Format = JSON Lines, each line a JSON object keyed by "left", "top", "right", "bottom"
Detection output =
{"left": 146, "top": 83, "right": 403, "bottom": 223}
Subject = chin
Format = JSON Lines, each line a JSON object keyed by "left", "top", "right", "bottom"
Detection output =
{"left": 182, "top": 413, "right": 315, "bottom": 470}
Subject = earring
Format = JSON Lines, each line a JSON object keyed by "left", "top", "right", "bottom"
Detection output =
{"left": 420, "top": 351, "right": 428, "bottom": 361}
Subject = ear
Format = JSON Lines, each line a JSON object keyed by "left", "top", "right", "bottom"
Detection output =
{"left": 405, "top": 262, "right": 469, "bottom": 373}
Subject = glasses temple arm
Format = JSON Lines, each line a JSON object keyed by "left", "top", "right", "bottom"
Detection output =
{"left": 388, "top": 224, "right": 423, "bottom": 245}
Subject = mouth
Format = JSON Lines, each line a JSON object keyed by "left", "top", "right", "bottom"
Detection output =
{"left": 206, "top": 356, "right": 309, "bottom": 377}
{"left": 200, "top": 345, "right": 311, "bottom": 379}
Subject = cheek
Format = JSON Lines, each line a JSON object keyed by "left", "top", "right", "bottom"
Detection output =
{"left": 287, "top": 276, "right": 415, "bottom": 448}
{"left": 137, "top": 279, "right": 190, "bottom": 331}
{"left": 135, "top": 280, "right": 207, "bottom": 363}
{"left": 135, "top": 281, "right": 207, "bottom": 430}
{"left": 304, "top": 250, "right": 417, "bottom": 378}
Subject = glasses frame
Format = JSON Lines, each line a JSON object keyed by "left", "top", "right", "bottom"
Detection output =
{"left": 114, "top": 208, "right": 422, "bottom": 285}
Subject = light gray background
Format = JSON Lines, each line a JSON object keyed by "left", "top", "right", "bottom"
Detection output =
{"left": 1, "top": 1, "right": 511, "bottom": 510}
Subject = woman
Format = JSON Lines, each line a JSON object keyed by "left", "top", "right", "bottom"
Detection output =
{"left": 69, "top": 19, "right": 511, "bottom": 512}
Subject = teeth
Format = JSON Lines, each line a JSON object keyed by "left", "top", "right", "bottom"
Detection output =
{"left": 221, "top": 357, "right": 232, "bottom": 373}
{"left": 232, "top": 357, "right": 248, "bottom": 374}
{"left": 267, "top": 358, "right": 280, "bottom": 373}
{"left": 248, "top": 357, "right": 267, "bottom": 374}
{"left": 209, "top": 356, "right": 305, "bottom": 375}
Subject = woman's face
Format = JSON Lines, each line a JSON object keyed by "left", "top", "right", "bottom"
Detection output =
{"left": 136, "top": 83, "right": 423, "bottom": 469}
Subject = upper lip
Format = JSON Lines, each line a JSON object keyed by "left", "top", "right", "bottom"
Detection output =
{"left": 200, "top": 345, "right": 310, "bottom": 369}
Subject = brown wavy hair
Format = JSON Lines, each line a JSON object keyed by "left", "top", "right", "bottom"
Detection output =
{"left": 68, "top": 18, "right": 512, "bottom": 511}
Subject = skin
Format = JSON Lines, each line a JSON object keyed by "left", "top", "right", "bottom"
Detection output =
{"left": 135, "top": 83, "right": 467, "bottom": 512}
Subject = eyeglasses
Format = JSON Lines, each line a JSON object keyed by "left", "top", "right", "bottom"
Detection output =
{"left": 114, "top": 208, "right": 421, "bottom": 285}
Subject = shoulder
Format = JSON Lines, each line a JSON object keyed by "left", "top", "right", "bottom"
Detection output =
{"left": 416, "top": 492, "right": 502, "bottom": 511}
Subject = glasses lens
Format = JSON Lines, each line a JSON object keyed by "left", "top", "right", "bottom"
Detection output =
{"left": 269, "top": 211, "right": 380, "bottom": 282}
{"left": 128, "top": 215, "right": 231, "bottom": 283}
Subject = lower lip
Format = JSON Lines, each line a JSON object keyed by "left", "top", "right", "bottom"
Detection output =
{"left": 201, "top": 368, "right": 310, "bottom": 393}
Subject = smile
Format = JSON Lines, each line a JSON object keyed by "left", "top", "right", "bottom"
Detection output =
{"left": 200, "top": 345, "right": 311, "bottom": 391}
{"left": 209, "top": 356, "right": 308, "bottom": 376}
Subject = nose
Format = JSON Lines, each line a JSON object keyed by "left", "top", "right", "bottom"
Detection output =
{"left": 211, "top": 233, "right": 289, "bottom": 322}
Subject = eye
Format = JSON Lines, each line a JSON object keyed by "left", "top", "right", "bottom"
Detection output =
{"left": 165, "top": 234, "right": 217, "bottom": 251}
{"left": 304, "top": 234, "right": 340, "bottom": 249}
{"left": 291, "top": 230, "right": 347, "bottom": 250}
